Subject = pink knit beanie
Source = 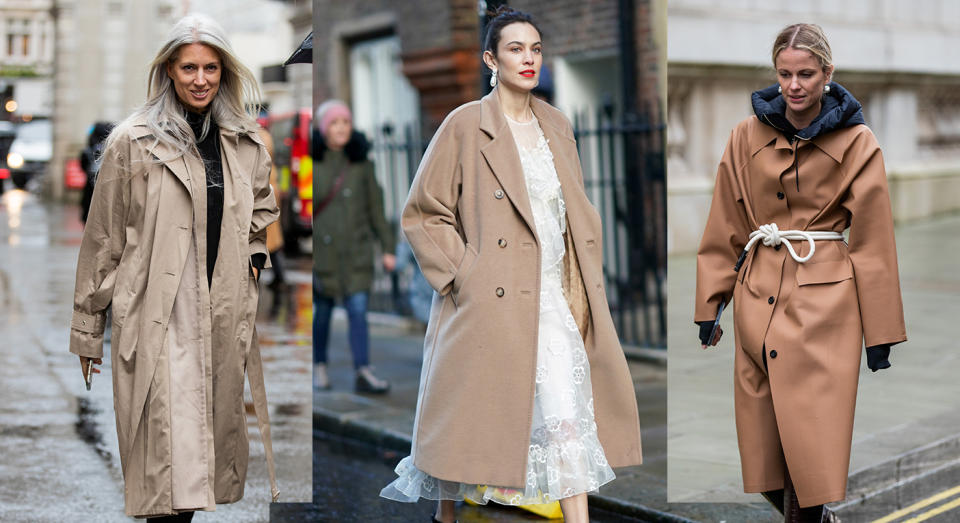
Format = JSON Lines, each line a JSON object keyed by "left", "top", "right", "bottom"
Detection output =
{"left": 315, "top": 100, "right": 352, "bottom": 136}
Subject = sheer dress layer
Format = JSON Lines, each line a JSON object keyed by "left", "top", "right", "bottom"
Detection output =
{"left": 380, "top": 114, "right": 614, "bottom": 505}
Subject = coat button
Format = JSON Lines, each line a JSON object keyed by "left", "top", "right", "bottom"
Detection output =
{"left": 498, "top": 238, "right": 507, "bottom": 248}
{"left": 768, "top": 296, "right": 775, "bottom": 304}
{"left": 777, "top": 191, "right": 785, "bottom": 200}
{"left": 323, "top": 235, "right": 332, "bottom": 244}
{"left": 494, "top": 189, "right": 505, "bottom": 199}
{"left": 769, "top": 349, "right": 778, "bottom": 359}
{"left": 496, "top": 287, "right": 505, "bottom": 297}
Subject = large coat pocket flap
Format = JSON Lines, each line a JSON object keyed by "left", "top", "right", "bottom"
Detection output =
{"left": 797, "top": 259, "right": 853, "bottom": 286}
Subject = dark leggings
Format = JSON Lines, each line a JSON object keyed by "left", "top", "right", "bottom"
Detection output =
{"left": 148, "top": 512, "right": 194, "bottom": 522}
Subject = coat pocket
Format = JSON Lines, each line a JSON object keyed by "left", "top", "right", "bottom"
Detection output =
{"left": 451, "top": 243, "right": 479, "bottom": 306}
{"left": 796, "top": 259, "right": 854, "bottom": 286}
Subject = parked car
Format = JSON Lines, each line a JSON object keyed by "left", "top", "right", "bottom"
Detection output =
{"left": 265, "top": 108, "right": 312, "bottom": 255}
{"left": 7, "top": 119, "right": 52, "bottom": 189}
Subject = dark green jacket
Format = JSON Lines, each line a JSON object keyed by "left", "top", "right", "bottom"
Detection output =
{"left": 312, "top": 147, "right": 395, "bottom": 298}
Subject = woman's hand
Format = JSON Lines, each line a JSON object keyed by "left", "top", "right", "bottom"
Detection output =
{"left": 702, "top": 327, "right": 723, "bottom": 350}
{"left": 79, "top": 356, "right": 102, "bottom": 382}
{"left": 252, "top": 266, "right": 260, "bottom": 280}
{"left": 698, "top": 321, "right": 723, "bottom": 350}
{"left": 382, "top": 253, "right": 397, "bottom": 272}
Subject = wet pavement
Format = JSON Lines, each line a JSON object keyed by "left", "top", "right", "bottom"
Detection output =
{"left": 0, "top": 189, "right": 312, "bottom": 522}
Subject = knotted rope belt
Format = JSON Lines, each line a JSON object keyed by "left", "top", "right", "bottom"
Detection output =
{"left": 733, "top": 223, "right": 844, "bottom": 272}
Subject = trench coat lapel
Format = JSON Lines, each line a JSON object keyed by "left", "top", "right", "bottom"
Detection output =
{"left": 479, "top": 90, "right": 537, "bottom": 237}
{"left": 146, "top": 138, "right": 197, "bottom": 200}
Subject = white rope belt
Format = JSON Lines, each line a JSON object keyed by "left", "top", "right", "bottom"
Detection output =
{"left": 733, "top": 223, "right": 844, "bottom": 272}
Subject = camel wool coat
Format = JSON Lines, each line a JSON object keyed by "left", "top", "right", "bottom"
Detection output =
{"left": 695, "top": 89, "right": 907, "bottom": 507}
{"left": 70, "top": 115, "right": 280, "bottom": 517}
{"left": 402, "top": 89, "right": 642, "bottom": 488}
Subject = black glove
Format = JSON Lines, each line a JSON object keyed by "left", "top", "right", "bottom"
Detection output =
{"left": 250, "top": 253, "right": 267, "bottom": 281}
{"left": 696, "top": 321, "right": 714, "bottom": 346}
{"left": 866, "top": 344, "right": 891, "bottom": 372}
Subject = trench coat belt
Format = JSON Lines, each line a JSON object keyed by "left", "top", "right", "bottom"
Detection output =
{"left": 733, "top": 223, "right": 844, "bottom": 271}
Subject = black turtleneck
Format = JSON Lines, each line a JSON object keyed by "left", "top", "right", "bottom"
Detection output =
{"left": 186, "top": 110, "right": 224, "bottom": 286}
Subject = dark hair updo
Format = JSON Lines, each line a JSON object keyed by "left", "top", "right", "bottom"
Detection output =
{"left": 483, "top": 6, "right": 543, "bottom": 58}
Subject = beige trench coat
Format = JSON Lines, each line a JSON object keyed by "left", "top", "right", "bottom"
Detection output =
{"left": 70, "top": 115, "right": 280, "bottom": 517}
{"left": 402, "top": 89, "right": 643, "bottom": 488}
{"left": 695, "top": 116, "right": 907, "bottom": 506}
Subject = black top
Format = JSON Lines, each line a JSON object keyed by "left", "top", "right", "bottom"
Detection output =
{"left": 186, "top": 110, "right": 224, "bottom": 286}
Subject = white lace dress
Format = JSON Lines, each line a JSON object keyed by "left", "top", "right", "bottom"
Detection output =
{"left": 380, "top": 114, "right": 615, "bottom": 506}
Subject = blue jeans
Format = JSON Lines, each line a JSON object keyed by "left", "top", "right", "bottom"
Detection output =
{"left": 313, "top": 279, "right": 370, "bottom": 369}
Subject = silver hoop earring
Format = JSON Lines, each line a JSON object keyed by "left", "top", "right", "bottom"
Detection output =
{"left": 490, "top": 70, "right": 498, "bottom": 88}
{"left": 823, "top": 84, "right": 831, "bottom": 94}
{"left": 778, "top": 85, "right": 782, "bottom": 94}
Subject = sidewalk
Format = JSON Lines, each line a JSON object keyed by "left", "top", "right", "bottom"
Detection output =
{"left": 314, "top": 314, "right": 780, "bottom": 521}
{"left": 0, "top": 193, "right": 312, "bottom": 522}
{"left": 667, "top": 214, "right": 960, "bottom": 515}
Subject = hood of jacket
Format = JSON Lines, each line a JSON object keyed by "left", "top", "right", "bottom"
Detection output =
{"left": 752, "top": 81, "right": 865, "bottom": 141}
{"left": 312, "top": 128, "right": 371, "bottom": 163}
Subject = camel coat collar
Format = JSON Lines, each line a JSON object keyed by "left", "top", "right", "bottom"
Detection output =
{"left": 478, "top": 88, "right": 580, "bottom": 239}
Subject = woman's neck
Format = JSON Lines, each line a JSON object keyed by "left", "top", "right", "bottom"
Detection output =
{"left": 785, "top": 101, "right": 821, "bottom": 132}
{"left": 497, "top": 85, "right": 533, "bottom": 123}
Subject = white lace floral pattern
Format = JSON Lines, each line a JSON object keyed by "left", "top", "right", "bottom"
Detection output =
{"left": 381, "top": 115, "right": 614, "bottom": 506}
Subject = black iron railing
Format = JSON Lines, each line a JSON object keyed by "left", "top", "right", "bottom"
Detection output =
{"left": 360, "top": 106, "right": 666, "bottom": 348}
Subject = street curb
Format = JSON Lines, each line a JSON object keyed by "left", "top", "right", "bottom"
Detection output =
{"left": 623, "top": 346, "right": 667, "bottom": 366}
{"left": 829, "top": 431, "right": 960, "bottom": 513}
{"left": 313, "top": 406, "right": 692, "bottom": 522}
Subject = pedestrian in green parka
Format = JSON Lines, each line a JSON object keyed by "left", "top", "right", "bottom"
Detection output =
{"left": 312, "top": 100, "right": 396, "bottom": 393}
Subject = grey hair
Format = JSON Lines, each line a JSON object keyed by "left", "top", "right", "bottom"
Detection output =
{"left": 106, "top": 14, "right": 262, "bottom": 162}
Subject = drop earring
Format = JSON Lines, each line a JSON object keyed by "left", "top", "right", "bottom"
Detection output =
{"left": 778, "top": 85, "right": 782, "bottom": 94}
{"left": 490, "top": 70, "right": 498, "bottom": 88}
{"left": 823, "top": 84, "right": 831, "bottom": 94}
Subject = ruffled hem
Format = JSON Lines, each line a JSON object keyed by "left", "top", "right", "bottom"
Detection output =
{"left": 380, "top": 456, "right": 615, "bottom": 505}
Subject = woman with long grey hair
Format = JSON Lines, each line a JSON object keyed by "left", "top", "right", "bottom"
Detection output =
{"left": 69, "top": 14, "right": 280, "bottom": 520}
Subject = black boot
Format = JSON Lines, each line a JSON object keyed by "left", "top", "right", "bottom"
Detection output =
{"left": 762, "top": 488, "right": 785, "bottom": 514}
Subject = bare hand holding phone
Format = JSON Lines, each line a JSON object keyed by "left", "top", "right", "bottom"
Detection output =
{"left": 79, "top": 356, "right": 102, "bottom": 390}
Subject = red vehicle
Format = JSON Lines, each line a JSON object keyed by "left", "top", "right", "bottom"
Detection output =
{"left": 263, "top": 108, "right": 312, "bottom": 255}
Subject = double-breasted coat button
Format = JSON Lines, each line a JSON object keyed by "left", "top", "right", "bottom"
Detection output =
{"left": 496, "top": 287, "right": 505, "bottom": 297}
{"left": 769, "top": 349, "right": 778, "bottom": 359}
{"left": 498, "top": 238, "right": 507, "bottom": 248}
{"left": 494, "top": 189, "right": 505, "bottom": 199}
{"left": 777, "top": 191, "right": 785, "bottom": 200}
{"left": 768, "top": 296, "right": 775, "bottom": 304}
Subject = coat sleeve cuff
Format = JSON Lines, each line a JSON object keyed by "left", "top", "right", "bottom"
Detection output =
{"left": 69, "top": 310, "right": 106, "bottom": 359}
{"left": 71, "top": 310, "right": 105, "bottom": 334}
